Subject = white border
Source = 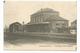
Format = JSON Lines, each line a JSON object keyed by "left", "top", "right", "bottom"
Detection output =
{"left": 77, "top": 0, "right": 80, "bottom": 53}
{"left": 5, "top": 0, "right": 76, "bottom": 1}
{"left": 0, "top": 0, "right": 3, "bottom": 53}
{"left": 0, "top": 0, "right": 80, "bottom": 53}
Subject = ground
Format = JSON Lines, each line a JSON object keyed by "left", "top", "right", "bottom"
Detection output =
{"left": 4, "top": 32, "right": 77, "bottom": 51}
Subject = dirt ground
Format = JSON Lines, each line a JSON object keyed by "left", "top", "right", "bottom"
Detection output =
{"left": 4, "top": 32, "right": 77, "bottom": 51}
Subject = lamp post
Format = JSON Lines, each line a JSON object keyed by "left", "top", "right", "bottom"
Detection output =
{"left": 23, "top": 21, "right": 24, "bottom": 32}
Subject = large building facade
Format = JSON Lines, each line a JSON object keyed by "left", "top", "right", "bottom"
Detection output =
{"left": 25, "top": 8, "right": 69, "bottom": 33}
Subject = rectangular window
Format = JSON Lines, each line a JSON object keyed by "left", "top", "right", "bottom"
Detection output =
{"left": 56, "top": 23, "right": 59, "bottom": 25}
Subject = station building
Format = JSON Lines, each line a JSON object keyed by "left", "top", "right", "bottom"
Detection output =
{"left": 25, "top": 8, "right": 69, "bottom": 33}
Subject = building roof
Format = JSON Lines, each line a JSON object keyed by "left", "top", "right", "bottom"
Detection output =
{"left": 40, "top": 8, "right": 54, "bottom": 12}
{"left": 45, "top": 16, "right": 68, "bottom": 21}
{"left": 31, "top": 8, "right": 58, "bottom": 16}
{"left": 71, "top": 20, "right": 77, "bottom": 24}
{"left": 26, "top": 22, "right": 50, "bottom": 25}
{"left": 9, "top": 22, "right": 22, "bottom": 27}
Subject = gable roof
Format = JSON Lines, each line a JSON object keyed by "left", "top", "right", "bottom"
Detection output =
{"left": 9, "top": 22, "right": 22, "bottom": 27}
{"left": 71, "top": 20, "right": 77, "bottom": 24}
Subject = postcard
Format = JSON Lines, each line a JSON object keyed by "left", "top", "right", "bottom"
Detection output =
{"left": 4, "top": 0, "right": 77, "bottom": 51}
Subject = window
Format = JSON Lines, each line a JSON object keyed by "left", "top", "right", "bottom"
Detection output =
{"left": 62, "top": 24, "right": 66, "bottom": 26}
{"left": 56, "top": 23, "right": 59, "bottom": 25}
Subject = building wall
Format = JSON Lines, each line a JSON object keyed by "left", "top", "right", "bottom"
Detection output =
{"left": 26, "top": 24, "right": 50, "bottom": 32}
{"left": 70, "top": 20, "right": 77, "bottom": 34}
{"left": 71, "top": 20, "right": 77, "bottom": 28}
{"left": 30, "top": 9, "right": 59, "bottom": 24}
{"left": 49, "top": 20, "right": 69, "bottom": 33}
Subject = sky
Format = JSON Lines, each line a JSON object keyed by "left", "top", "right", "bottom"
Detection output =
{"left": 4, "top": 1, "right": 77, "bottom": 27}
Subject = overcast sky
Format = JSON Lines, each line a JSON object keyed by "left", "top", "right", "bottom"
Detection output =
{"left": 4, "top": 1, "right": 76, "bottom": 27}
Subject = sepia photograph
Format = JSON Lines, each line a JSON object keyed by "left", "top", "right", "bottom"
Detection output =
{"left": 4, "top": 0, "right": 77, "bottom": 51}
